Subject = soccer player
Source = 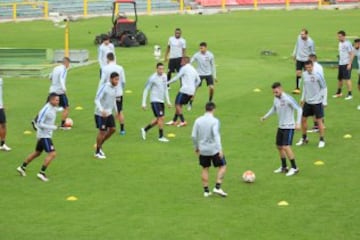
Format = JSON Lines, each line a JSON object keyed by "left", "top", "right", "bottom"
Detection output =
{"left": 141, "top": 63, "right": 172, "bottom": 142}
{"left": 94, "top": 72, "right": 119, "bottom": 159}
{"left": 308, "top": 54, "right": 327, "bottom": 132}
{"left": 99, "top": 52, "right": 126, "bottom": 135}
{"left": 296, "top": 60, "right": 327, "bottom": 148}
{"left": 164, "top": 28, "right": 186, "bottom": 82}
{"left": 0, "top": 78, "right": 11, "bottom": 151}
{"left": 353, "top": 39, "right": 360, "bottom": 110}
{"left": 17, "top": 93, "right": 59, "bottom": 182}
{"left": 261, "top": 82, "right": 302, "bottom": 177}
{"left": 192, "top": 102, "right": 227, "bottom": 197}
{"left": 292, "top": 28, "right": 315, "bottom": 94}
{"left": 333, "top": 30, "right": 354, "bottom": 100}
{"left": 190, "top": 42, "right": 217, "bottom": 107}
{"left": 98, "top": 35, "right": 116, "bottom": 77}
{"left": 166, "top": 57, "right": 201, "bottom": 127}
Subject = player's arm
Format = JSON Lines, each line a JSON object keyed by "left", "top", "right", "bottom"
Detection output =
{"left": 195, "top": 73, "right": 201, "bottom": 87}
{"left": 94, "top": 86, "right": 106, "bottom": 115}
{"left": 168, "top": 68, "right": 184, "bottom": 85}
{"left": 212, "top": 120, "right": 223, "bottom": 158}
{"left": 292, "top": 40, "right": 298, "bottom": 60}
{"left": 141, "top": 78, "right": 152, "bottom": 109}
{"left": 97, "top": 46, "right": 102, "bottom": 66}
{"left": 121, "top": 69, "right": 126, "bottom": 90}
{"left": 211, "top": 55, "right": 217, "bottom": 80}
{"left": 191, "top": 121, "right": 199, "bottom": 153}
{"left": 37, "top": 110, "right": 57, "bottom": 130}
{"left": 164, "top": 43, "right": 170, "bottom": 62}
{"left": 288, "top": 97, "right": 302, "bottom": 128}
{"left": 348, "top": 48, "right": 355, "bottom": 70}
{"left": 98, "top": 69, "right": 107, "bottom": 88}
{"left": 164, "top": 79, "right": 171, "bottom": 106}
{"left": 261, "top": 105, "right": 275, "bottom": 121}
{"left": 317, "top": 73, "right": 328, "bottom": 106}
{"left": 300, "top": 73, "right": 306, "bottom": 105}
{"left": 182, "top": 40, "right": 186, "bottom": 57}
{"left": 60, "top": 69, "right": 67, "bottom": 92}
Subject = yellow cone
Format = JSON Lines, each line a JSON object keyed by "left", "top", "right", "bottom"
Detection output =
{"left": 125, "top": 90, "right": 133, "bottom": 94}
{"left": 343, "top": 134, "right": 352, "bottom": 139}
{"left": 167, "top": 133, "right": 176, "bottom": 138}
{"left": 314, "top": 160, "right": 325, "bottom": 166}
{"left": 277, "top": 201, "right": 289, "bottom": 206}
{"left": 253, "top": 88, "right": 261, "bottom": 92}
{"left": 66, "top": 196, "right": 78, "bottom": 201}
{"left": 75, "top": 106, "right": 83, "bottom": 110}
{"left": 23, "top": 130, "right": 32, "bottom": 135}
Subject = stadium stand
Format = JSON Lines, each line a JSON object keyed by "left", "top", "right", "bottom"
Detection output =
{"left": 194, "top": 0, "right": 357, "bottom": 6}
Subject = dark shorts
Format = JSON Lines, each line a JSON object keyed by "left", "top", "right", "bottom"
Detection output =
{"left": 168, "top": 57, "right": 182, "bottom": 73}
{"left": 302, "top": 102, "right": 324, "bottom": 119}
{"left": 35, "top": 138, "right": 55, "bottom": 153}
{"left": 338, "top": 64, "right": 352, "bottom": 80}
{"left": 58, "top": 94, "right": 69, "bottom": 108}
{"left": 0, "top": 109, "right": 6, "bottom": 124}
{"left": 199, "top": 153, "right": 227, "bottom": 168}
{"left": 199, "top": 75, "right": 214, "bottom": 87}
{"left": 276, "top": 128, "right": 294, "bottom": 146}
{"left": 94, "top": 114, "right": 115, "bottom": 131}
{"left": 116, "top": 96, "right": 123, "bottom": 113}
{"left": 296, "top": 60, "right": 306, "bottom": 71}
{"left": 151, "top": 102, "right": 165, "bottom": 117}
{"left": 175, "top": 92, "right": 192, "bottom": 105}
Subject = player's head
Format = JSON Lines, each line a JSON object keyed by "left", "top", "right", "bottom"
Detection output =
{"left": 156, "top": 62, "right": 165, "bottom": 75}
{"left": 354, "top": 38, "right": 360, "bottom": 49}
{"left": 48, "top": 92, "right": 60, "bottom": 107}
{"left": 174, "top": 28, "right": 182, "bottom": 39}
{"left": 309, "top": 53, "right": 317, "bottom": 62}
{"left": 102, "top": 35, "right": 110, "bottom": 44}
{"left": 63, "top": 57, "right": 70, "bottom": 68}
{"left": 205, "top": 102, "right": 216, "bottom": 113}
{"left": 107, "top": 52, "right": 115, "bottom": 63}
{"left": 199, "top": 42, "right": 207, "bottom": 53}
{"left": 304, "top": 60, "right": 313, "bottom": 73}
{"left": 300, "top": 28, "right": 308, "bottom": 40}
{"left": 110, "top": 72, "right": 119, "bottom": 86}
{"left": 181, "top": 56, "right": 190, "bottom": 65}
{"left": 271, "top": 82, "right": 282, "bottom": 98}
{"left": 337, "top": 30, "right": 346, "bottom": 42}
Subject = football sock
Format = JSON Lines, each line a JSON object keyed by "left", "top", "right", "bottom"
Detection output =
{"left": 348, "top": 91, "right": 352, "bottom": 96}
{"left": 320, "top": 136, "right": 324, "bottom": 141}
{"left": 96, "top": 147, "right": 100, "bottom": 154}
{"left": 159, "top": 129, "right": 163, "bottom": 138}
{"left": 290, "top": 159, "right": 297, "bottom": 169}
{"left": 0, "top": 140, "right": 4, "bottom": 146}
{"left": 215, "top": 183, "right": 221, "bottom": 190}
{"left": 40, "top": 165, "right": 47, "bottom": 172}
{"left": 314, "top": 121, "right": 318, "bottom": 127}
{"left": 144, "top": 124, "right": 152, "bottom": 131}
{"left": 189, "top": 100, "right": 193, "bottom": 106}
{"left": 120, "top": 124, "right": 125, "bottom": 131}
{"left": 204, "top": 186, "right": 209, "bottom": 193}
{"left": 61, "top": 120, "right": 65, "bottom": 127}
{"left": 281, "top": 158, "right": 287, "bottom": 168}
{"left": 337, "top": 88, "right": 342, "bottom": 94}
{"left": 179, "top": 114, "right": 185, "bottom": 122}
{"left": 302, "top": 134, "right": 307, "bottom": 140}
{"left": 21, "top": 162, "right": 28, "bottom": 168}
{"left": 172, "top": 114, "right": 178, "bottom": 122}
{"left": 209, "top": 96, "right": 213, "bottom": 102}
{"left": 296, "top": 76, "right": 301, "bottom": 89}
{"left": 167, "top": 72, "right": 172, "bottom": 82}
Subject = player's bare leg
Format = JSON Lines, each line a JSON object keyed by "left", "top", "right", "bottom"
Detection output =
{"left": 202, "top": 167, "right": 211, "bottom": 197}
{"left": 209, "top": 85, "right": 214, "bottom": 102}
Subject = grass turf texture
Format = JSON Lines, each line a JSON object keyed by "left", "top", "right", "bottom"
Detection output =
{"left": 1, "top": 9, "right": 360, "bottom": 239}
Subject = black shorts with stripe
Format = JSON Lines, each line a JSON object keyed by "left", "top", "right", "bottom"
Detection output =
{"left": 151, "top": 102, "right": 165, "bottom": 117}
{"left": 199, "top": 75, "right": 214, "bottom": 87}
{"left": 175, "top": 92, "right": 192, "bottom": 105}
{"left": 199, "top": 153, "right": 227, "bottom": 168}
{"left": 338, "top": 64, "right": 352, "bottom": 80}
{"left": 296, "top": 60, "right": 306, "bottom": 71}
{"left": 94, "top": 114, "right": 115, "bottom": 131}
{"left": 302, "top": 102, "right": 324, "bottom": 119}
{"left": 276, "top": 128, "right": 294, "bottom": 146}
{"left": 116, "top": 96, "right": 123, "bottom": 113}
{"left": 0, "top": 108, "right": 6, "bottom": 124}
{"left": 35, "top": 138, "right": 55, "bottom": 153}
{"left": 168, "top": 57, "right": 182, "bottom": 73}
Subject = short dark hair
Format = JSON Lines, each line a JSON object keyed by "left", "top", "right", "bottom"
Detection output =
{"left": 205, "top": 102, "right": 216, "bottom": 111}
{"left": 48, "top": 92, "right": 58, "bottom": 100}
{"left": 200, "top": 42, "right": 207, "bottom": 47}
{"left": 107, "top": 52, "right": 115, "bottom": 61}
{"left": 354, "top": 38, "right": 360, "bottom": 43}
{"left": 301, "top": 28, "right": 308, "bottom": 34}
{"left": 271, "top": 82, "right": 281, "bottom": 89}
{"left": 156, "top": 62, "right": 164, "bottom": 68}
{"left": 338, "top": 30, "right": 346, "bottom": 36}
{"left": 175, "top": 28, "right": 181, "bottom": 32}
{"left": 309, "top": 53, "right": 317, "bottom": 60}
{"left": 63, "top": 57, "right": 70, "bottom": 63}
{"left": 110, "top": 72, "right": 119, "bottom": 79}
{"left": 304, "top": 60, "right": 313, "bottom": 66}
{"left": 182, "top": 56, "right": 190, "bottom": 63}
{"left": 103, "top": 35, "right": 110, "bottom": 40}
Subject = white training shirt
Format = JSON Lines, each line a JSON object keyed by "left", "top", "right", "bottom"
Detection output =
{"left": 49, "top": 64, "right": 67, "bottom": 94}
{"left": 292, "top": 35, "right": 315, "bottom": 62}
{"left": 192, "top": 112, "right": 223, "bottom": 156}
{"left": 0, "top": 78, "right": 3, "bottom": 108}
{"left": 263, "top": 92, "right": 302, "bottom": 129}
{"left": 313, "top": 61, "right": 327, "bottom": 106}
{"left": 142, "top": 72, "right": 170, "bottom": 107}
{"left": 36, "top": 102, "right": 58, "bottom": 139}
{"left": 94, "top": 82, "right": 117, "bottom": 117}
{"left": 191, "top": 51, "right": 216, "bottom": 78}
{"left": 353, "top": 48, "right": 360, "bottom": 73}
{"left": 98, "top": 42, "right": 116, "bottom": 69}
{"left": 168, "top": 63, "right": 201, "bottom": 95}
{"left": 338, "top": 40, "right": 353, "bottom": 65}
{"left": 168, "top": 36, "right": 186, "bottom": 59}
{"left": 99, "top": 61, "right": 126, "bottom": 97}
{"left": 301, "top": 70, "right": 327, "bottom": 105}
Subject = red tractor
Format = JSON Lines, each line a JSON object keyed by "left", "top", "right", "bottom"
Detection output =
{"left": 95, "top": 0, "right": 147, "bottom": 47}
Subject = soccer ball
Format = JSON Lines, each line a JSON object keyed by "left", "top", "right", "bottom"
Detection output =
{"left": 242, "top": 170, "right": 256, "bottom": 183}
{"left": 64, "top": 118, "right": 73, "bottom": 127}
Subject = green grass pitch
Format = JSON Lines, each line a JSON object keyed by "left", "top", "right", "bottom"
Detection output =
{"left": 1, "top": 9, "right": 360, "bottom": 239}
